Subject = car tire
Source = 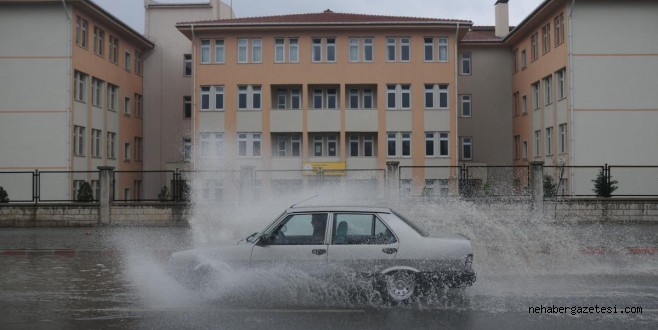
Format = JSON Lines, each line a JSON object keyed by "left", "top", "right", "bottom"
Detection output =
{"left": 382, "top": 270, "right": 417, "bottom": 304}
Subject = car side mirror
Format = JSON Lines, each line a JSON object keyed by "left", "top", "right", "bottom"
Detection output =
{"left": 257, "top": 234, "right": 270, "bottom": 246}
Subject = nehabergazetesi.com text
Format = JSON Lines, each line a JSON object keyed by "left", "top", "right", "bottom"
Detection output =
{"left": 529, "top": 305, "right": 642, "bottom": 315}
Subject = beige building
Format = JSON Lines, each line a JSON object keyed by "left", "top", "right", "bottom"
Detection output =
{"left": 143, "top": 0, "right": 233, "bottom": 198}
{"left": 507, "top": 0, "right": 658, "bottom": 195}
{"left": 0, "top": 0, "right": 153, "bottom": 201}
{"left": 176, "top": 11, "right": 475, "bottom": 195}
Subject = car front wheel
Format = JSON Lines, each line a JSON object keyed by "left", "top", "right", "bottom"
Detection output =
{"left": 383, "top": 270, "right": 417, "bottom": 303}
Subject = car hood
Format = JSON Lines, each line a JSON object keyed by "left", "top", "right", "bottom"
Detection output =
{"left": 169, "top": 243, "right": 253, "bottom": 263}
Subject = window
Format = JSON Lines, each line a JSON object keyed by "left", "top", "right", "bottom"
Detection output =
{"left": 184, "top": 54, "right": 192, "bottom": 76}
{"left": 530, "top": 33, "right": 539, "bottom": 61}
{"left": 134, "top": 137, "right": 142, "bottom": 161}
{"left": 555, "top": 13, "right": 565, "bottom": 46}
{"left": 199, "top": 132, "right": 223, "bottom": 158}
{"left": 182, "top": 138, "right": 192, "bottom": 162}
{"left": 107, "top": 84, "right": 118, "bottom": 111}
{"left": 76, "top": 16, "right": 88, "bottom": 48}
{"left": 134, "top": 94, "right": 143, "bottom": 118}
{"left": 521, "top": 49, "right": 527, "bottom": 68}
{"left": 349, "top": 135, "right": 359, "bottom": 157}
{"left": 542, "top": 24, "right": 551, "bottom": 54}
{"left": 424, "top": 37, "right": 448, "bottom": 62}
{"left": 522, "top": 95, "right": 527, "bottom": 113}
{"left": 237, "top": 85, "right": 260, "bottom": 110}
{"left": 200, "top": 39, "right": 211, "bottom": 64}
{"left": 109, "top": 35, "right": 119, "bottom": 63}
{"left": 268, "top": 213, "right": 329, "bottom": 245}
{"left": 349, "top": 38, "right": 359, "bottom": 62}
{"left": 275, "top": 38, "right": 285, "bottom": 62}
{"left": 238, "top": 38, "right": 248, "bottom": 63}
{"left": 460, "top": 95, "right": 472, "bottom": 117}
{"left": 559, "top": 123, "right": 567, "bottom": 154}
{"left": 332, "top": 213, "right": 396, "bottom": 245}
{"left": 252, "top": 38, "right": 262, "bottom": 63}
{"left": 363, "top": 38, "right": 374, "bottom": 62}
{"left": 532, "top": 82, "right": 540, "bottom": 110}
{"left": 425, "top": 132, "right": 449, "bottom": 157}
{"left": 523, "top": 140, "right": 528, "bottom": 159}
{"left": 310, "top": 134, "right": 340, "bottom": 157}
{"left": 215, "top": 39, "right": 225, "bottom": 63}
{"left": 347, "top": 88, "right": 375, "bottom": 109}
{"left": 387, "top": 84, "right": 412, "bottom": 110}
{"left": 514, "top": 135, "right": 520, "bottom": 160}
{"left": 274, "top": 87, "right": 301, "bottom": 109}
{"left": 513, "top": 48, "right": 518, "bottom": 73}
{"left": 107, "top": 132, "right": 116, "bottom": 159}
{"left": 289, "top": 38, "right": 299, "bottom": 62}
{"left": 74, "top": 71, "right": 88, "bottom": 102}
{"left": 124, "top": 142, "right": 131, "bottom": 161}
{"left": 534, "top": 130, "right": 541, "bottom": 157}
{"left": 92, "top": 78, "right": 103, "bottom": 107}
{"left": 183, "top": 96, "right": 191, "bottom": 118}
{"left": 237, "top": 133, "right": 262, "bottom": 157}
{"left": 460, "top": 52, "right": 471, "bottom": 75}
{"left": 545, "top": 127, "right": 553, "bottom": 155}
{"left": 386, "top": 38, "right": 396, "bottom": 62}
{"left": 199, "top": 86, "right": 224, "bottom": 113}
{"left": 91, "top": 129, "right": 102, "bottom": 158}
{"left": 74, "top": 126, "right": 85, "bottom": 156}
{"left": 310, "top": 87, "right": 339, "bottom": 109}
{"left": 543, "top": 76, "right": 552, "bottom": 105}
{"left": 387, "top": 132, "right": 411, "bottom": 157}
{"left": 400, "top": 37, "right": 410, "bottom": 62}
{"left": 135, "top": 51, "right": 143, "bottom": 75}
{"left": 556, "top": 69, "right": 566, "bottom": 99}
{"left": 513, "top": 92, "right": 519, "bottom": 116}
{"left": 272, "top": 134, "right": 302, "bottom": 157}
{"left": 124, "top": 96, "right": 131, "bottom": 116}
{"left": 461, "top": 137, "right": 472, "bottom": 160}
{"left": 93, "top": 26, "right": 104, "bottom": 56}
{"left": 311, "top": 38, "right": 335, "bottom": 63}
{"left": 424, "top": 37, "right": 434, "bottom": 61}
{"left": 134, "top": 180, "right": 142, "bottom": 201}
{"left": 424, "top": 84, "right": 449, "bottom": 109}
{"left": 363, "top": 135, "right": 374, "bottom": 157}
{"left": 124, "top": 51, "right": 131, "bottom": 71}
{"left": 438, "top": 37, "right": 448, "bottom": 62}
{"left": 124, "top": 188, "right": 130, "bottom": 201}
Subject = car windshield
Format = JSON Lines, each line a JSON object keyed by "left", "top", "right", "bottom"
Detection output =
{"left": 391, "top": 209, "right": 429, "bottom": 237}
{"left": 246, "top": 210, "right": 286, "bottom": 243}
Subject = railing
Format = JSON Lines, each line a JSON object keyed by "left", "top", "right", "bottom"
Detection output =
{"left": 0, "top": 170, "right": 100, "bottom": 202}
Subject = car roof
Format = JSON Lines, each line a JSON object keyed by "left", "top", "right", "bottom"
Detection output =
{"left": 286, "top": 205, "right": 393, "bottom": 214}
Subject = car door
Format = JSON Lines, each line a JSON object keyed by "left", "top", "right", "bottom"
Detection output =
{"left": 250, "top": 212, "right": 329, "bottom": 274}
{"left": 326, "top": 212, "right": 399, "bottom": 275}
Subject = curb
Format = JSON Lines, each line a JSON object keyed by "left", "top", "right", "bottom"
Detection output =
{"left": 580, "top": 247, "right": 657, "bottom": 255}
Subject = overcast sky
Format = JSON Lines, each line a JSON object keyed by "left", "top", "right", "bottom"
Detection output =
{"left": 94, "top": 0, "right": 545, "bottom": 34}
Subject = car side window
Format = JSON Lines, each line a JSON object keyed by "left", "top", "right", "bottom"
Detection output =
{"left": 269, "top": 213, "right": 327, "bottom": 245}
{"left": 332, "top": 213, "right": 397, "bottom": 245}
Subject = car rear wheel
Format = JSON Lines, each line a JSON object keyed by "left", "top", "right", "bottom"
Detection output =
{"left": 383, "top": 271, "right": 417, "bottom": 303}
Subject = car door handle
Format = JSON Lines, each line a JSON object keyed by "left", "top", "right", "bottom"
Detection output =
{"left": 382, "top": 248, "right": 397, "bottom": 254}
{"left": 312, "top": 249, "right": 326, "bottom": 255}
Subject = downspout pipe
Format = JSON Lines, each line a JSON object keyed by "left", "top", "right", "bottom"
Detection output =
{"left": 191, "top": 24, "right": 196, "bottom": 170}
{"left": 60, "top": 0, "right": 72, "bottom": 175}
{"left": 454, "top": 22, "right": 460, "bottom": 168}
{"left": 568, "top": 0, "right": 576, "bottom": 188}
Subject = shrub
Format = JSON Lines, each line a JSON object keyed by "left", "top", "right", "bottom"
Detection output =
{"left": 76, "top": 182, "right": 94, "bottom": 202}
{"left": 592, "top": 169, "right": 618, "bottom": 197}
{"left": 158, "top": 186, "right": 170, "bottom": 202}
{"left": 0, "top": 186, "right": 9, "bottom": 203}
{"left": 543, "top": 175, "right": 557, "bottom": 198}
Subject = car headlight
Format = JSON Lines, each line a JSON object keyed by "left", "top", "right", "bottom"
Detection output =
{"left": 464, "top": 254, "right": 473, "bottom": 268}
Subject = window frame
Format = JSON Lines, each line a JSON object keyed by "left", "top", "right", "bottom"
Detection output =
{"left": 461, "top": 137, "right": 473, "bottom": 161}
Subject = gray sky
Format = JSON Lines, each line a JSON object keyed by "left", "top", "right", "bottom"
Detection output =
{"left": 94, "top": 0, "right": 545, "bottom": 34}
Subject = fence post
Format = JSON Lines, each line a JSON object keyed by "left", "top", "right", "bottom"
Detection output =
{"left": 98, "top": 166, "right": 114, "bottom": 225}
{"left": 386, "top": 161, "right": 400, "bottom": 199}
{"left": 529, "top": 161, "right": 544, "bottom": 213}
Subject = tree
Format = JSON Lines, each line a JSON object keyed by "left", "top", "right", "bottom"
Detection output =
{"left": 592, "top": 169, "right": 618, "bottom": 197}
{"left": 76, "top": 182, "right": 94, "bottom": 202}
{"left": 158, "top": 186, "right": 170, "bottom": 202}
{"left": 543, "top": 175, "right": 557, "bottom": 198}
{"left": 0, "top": 186, "right": 9, "bottom": 203}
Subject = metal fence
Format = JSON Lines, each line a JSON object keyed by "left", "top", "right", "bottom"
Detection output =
{"left": 113, "top": 170, "right": 178, "bottom": 202}
{"left": 609, "top": 166, "right": 658, "bottom": 197}
{"left": 542, "top": 165, "right": 604, "bottom": 197}
{"left": 398, "top": 165, "right": 530, "bottom": 197}
{"left": 0, "top": 170, "right": 99, "bottom": 202}
{"left": 255, "top": 169, "right": 387, "bottom": 197}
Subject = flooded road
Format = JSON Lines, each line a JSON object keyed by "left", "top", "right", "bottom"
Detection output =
{"left": 0, "top": 225, "right": 656, "bottom": 329}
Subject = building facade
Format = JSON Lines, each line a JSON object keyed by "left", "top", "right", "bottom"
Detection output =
{"left": 176, "top": 11, "right": 473, "bottom": 195}
{"left": 0, "top": 0, "right": 153, "bottom": 200}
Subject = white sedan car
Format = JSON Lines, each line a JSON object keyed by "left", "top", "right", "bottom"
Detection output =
{"left": 168, "top": 206, "right": 476, "bottom": 302}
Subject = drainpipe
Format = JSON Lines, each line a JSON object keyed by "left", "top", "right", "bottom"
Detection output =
{"left": 191, "top": 24, "right": 196, "bottom": 170}
{"left": 568, "top": 0, "right": 576, "bottom": 190}
{"left": 454, "top": 23, "right": 460, "bottom": 168}
{"left": 60, "top": 0, "right": 72, "bottom": 174}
